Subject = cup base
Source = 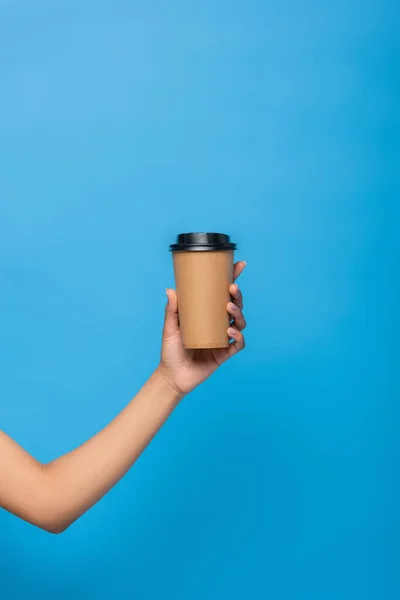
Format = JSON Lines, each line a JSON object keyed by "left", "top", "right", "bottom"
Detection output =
{"left": 183, "top": 342, "right": 230, "bottom": 350}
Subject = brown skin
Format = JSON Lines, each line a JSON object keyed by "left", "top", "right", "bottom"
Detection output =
{"left": 0, "top": 262, "right": 246, "bottom": 533}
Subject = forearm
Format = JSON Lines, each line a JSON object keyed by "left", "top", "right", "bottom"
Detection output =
{"left": 45, "top": 368, "right": 182, "bottom": 530}
{"left": 0, "top": 368, "right": 183, "bottom": 533}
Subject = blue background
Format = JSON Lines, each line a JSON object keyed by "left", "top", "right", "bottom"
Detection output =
{"left": 0, "top": 1, "right": 398, "bottom": 598}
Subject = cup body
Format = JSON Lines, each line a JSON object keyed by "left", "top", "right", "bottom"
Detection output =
{"left": 172, "top": 249, "right": 234, "bottom": 349}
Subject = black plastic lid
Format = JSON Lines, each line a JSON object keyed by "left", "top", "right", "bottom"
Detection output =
{"left": 170, "top": 232, "right": 236, "bottom": 252}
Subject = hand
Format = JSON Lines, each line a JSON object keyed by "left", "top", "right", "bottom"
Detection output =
{"left": 157, "top": 261, "right": 247, "bottom": 396}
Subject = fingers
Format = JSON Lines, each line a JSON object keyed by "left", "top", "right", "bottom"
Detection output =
{"left": 227, "top": 302, "right": 246, "bottom": 331}
{"left": 227, "top": 327, "right": 246, "bottom": 358}
{"left": 163, "top": 289, "right": 179, "bottom": 339}
{"left": 212, "top": 326, "right": 246, "bottom": 365}
{"left": 229, "top": 282, "right": 243, "bottom": 310}
{"left": 233, "top": 261, "right": 246, "bottom": 282}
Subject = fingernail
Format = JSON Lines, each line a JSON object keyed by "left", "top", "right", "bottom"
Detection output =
{"left": 229, "top": 302, "right": 238, "bottom": 312}
{"left": 228, "top": 327, "right": 237, "bottom": 337}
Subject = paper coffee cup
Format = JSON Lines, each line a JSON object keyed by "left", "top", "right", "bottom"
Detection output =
{"left": 170, "top": 233, "right": 236, "bottom": 349}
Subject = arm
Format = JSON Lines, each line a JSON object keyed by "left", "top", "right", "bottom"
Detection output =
{"left": 0, "top": 370, "right": 181, "bottom": 534}
{"left": 0, "top": 262, "right": 246, "bottom": 534}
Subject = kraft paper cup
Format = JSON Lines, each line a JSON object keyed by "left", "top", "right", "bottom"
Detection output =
{"left": 170, "top": 233, "right": 236, "bottom": 349}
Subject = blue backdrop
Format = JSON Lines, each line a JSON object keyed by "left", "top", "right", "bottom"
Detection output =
{"left": 0, "top": 1, "right": 398, "bottom": 599}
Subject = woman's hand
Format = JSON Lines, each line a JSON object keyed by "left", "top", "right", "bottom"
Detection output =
{"left": 157, "top": 261, "right": 247, "bottom": 396}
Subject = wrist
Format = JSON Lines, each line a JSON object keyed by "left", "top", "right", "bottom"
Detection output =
{"left": 153, "top": 365, "right": 186, "bottom": 404}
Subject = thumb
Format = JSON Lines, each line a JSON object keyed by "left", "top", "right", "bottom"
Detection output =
{"left": 163, "top": 288, "right": 179, "bottom": 339}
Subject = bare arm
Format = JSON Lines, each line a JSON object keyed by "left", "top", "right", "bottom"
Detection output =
{"left": 0, "top": 370, "right": 181, "bottom": 533}
{"left": 0, "top": 262, "right": 246, "bottom": 534}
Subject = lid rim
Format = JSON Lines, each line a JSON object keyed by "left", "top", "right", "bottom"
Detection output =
{"left": 170, "top": 245, "right": 236, "bottom": 252}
